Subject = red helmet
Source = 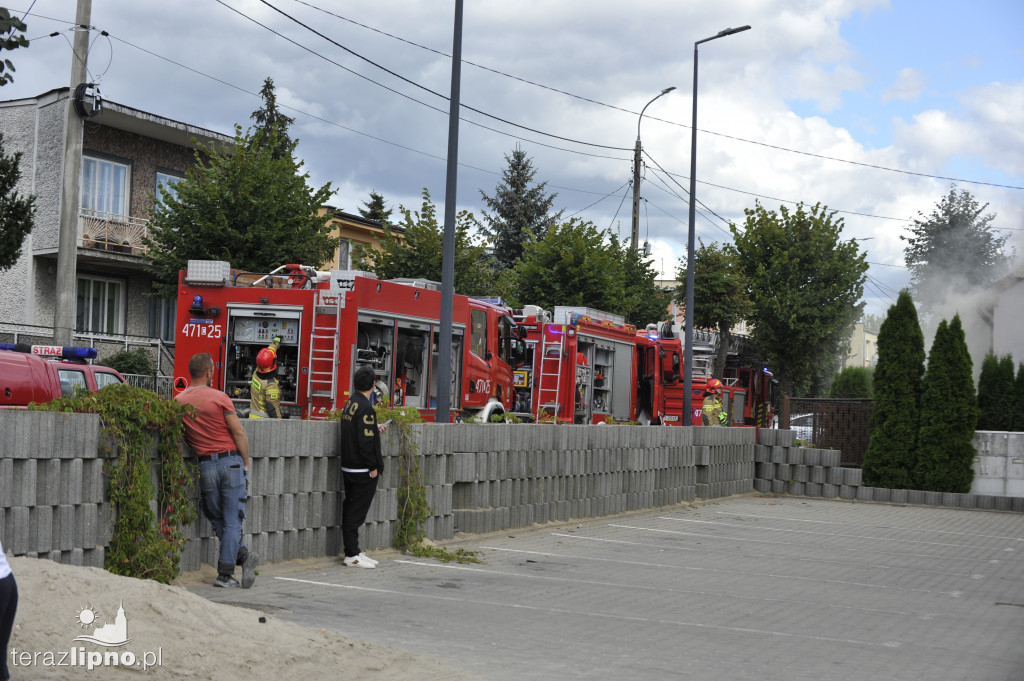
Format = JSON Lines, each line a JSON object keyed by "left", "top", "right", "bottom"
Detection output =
{"left": 256, "top": 347, "right": 277, "bottom": 372}
{"left": 706, "top": 378, "right": 723, "bottom": 394}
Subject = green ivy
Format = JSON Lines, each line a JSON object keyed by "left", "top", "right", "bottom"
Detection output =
{"left": 31, "top": 383, "right": 196, "bottom": 582}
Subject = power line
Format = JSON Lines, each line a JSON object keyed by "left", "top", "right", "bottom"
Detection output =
{"left": 286, "top": 0, "right": 1024, "bottom": 192}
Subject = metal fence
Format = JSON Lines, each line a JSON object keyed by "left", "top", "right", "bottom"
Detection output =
{"left": 121, "top": 374, "right": 174, "bottom": 399}
{"left": 783, "top": 397, "right": 874, "bottom": 467}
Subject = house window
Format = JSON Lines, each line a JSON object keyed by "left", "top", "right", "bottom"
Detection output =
{"left": 149, "top": 298, "right": 176, "bottom": 344}
{"left": 81, "top": 156, "right": 129, "bottom": 217}
{"left": 156, "top": 171, "right": 183, "bottom": 205}
{"left": 76, "top": 275, "right": 125, "bottom": 335}
{"left": 338, "top": 240, "right": 351, "bottom": 269}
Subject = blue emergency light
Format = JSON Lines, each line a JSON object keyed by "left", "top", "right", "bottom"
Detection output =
{"left": 0, "top": 343, "right": 98, "bottom": 359}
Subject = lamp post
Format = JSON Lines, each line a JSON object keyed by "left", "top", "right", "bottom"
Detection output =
{"left": 683, "top": 25, "right": 750, "bottom": 426}
{"left": 631, "top": 87, "right": 675, "bottom": 250}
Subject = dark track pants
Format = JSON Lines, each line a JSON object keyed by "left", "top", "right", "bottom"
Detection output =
{"left": 0, "top": 573, "right": 17, "bottom": 681}
{"left": 342, "top": 471, "right": 379, "bottom": 558}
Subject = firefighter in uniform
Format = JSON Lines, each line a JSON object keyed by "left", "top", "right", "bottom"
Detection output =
{"left": 250, "top": 336, "right": 282, "bottom": 419}
{"left": 701, "top": 378, "right": 729, "bottom": 427}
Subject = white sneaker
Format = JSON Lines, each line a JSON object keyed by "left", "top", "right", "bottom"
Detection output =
{"left": 343, "top": 554, "right": 376, "bottom": 568}
{"left": 357, "top": 552, "right": 378, "bottom": 567}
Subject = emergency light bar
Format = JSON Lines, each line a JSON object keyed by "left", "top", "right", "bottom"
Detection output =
{"left": 0, "top": 343, "right": 98, "bottom": 359}
{"left": 185, "top": 260, "right": 231, "bottom": 286}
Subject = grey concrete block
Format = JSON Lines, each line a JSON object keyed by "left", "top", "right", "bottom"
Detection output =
{"left": 821, "top": 484, "right": 838, "bottom": 498}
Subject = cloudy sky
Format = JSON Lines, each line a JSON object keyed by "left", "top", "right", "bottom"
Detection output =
{"left": 6, "top": 0, "right": 1023, "bottom": 319}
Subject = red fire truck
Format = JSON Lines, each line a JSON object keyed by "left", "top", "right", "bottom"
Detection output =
{"left": 512, "top": 307, "right": 776, "bottom": 427}
{"left": 512, "top": 306, "right": 638, "bottom": 424}
{"left": 171, "top": 260, "right": 524, "bottom": 421}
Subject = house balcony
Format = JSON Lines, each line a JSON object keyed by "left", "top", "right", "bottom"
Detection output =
{"left": 78, "top": 209, "right": 151, "bottom": 257}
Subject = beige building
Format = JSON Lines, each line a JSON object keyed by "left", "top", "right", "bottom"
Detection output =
{"left": 845, "top": 323, "right": 878, "bottom": 368}
{"left": 321, "top": 207, "right": 402, "bottom": 272}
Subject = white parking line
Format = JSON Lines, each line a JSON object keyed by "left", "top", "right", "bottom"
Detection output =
{"left": 561, "top": 532, "right": 967, "bottom": 595}
{"left": 273, "top": 575, "right": 897, "bottom": 649}
{"left": 656, "top": 517, "right": 1006, "bottom": 550}
{"left": 712, "top": 511, "right": 1024, "bottom": 542}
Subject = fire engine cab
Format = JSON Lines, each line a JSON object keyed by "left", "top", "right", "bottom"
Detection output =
{"left": 172, "top": 260, "right": 524, "bottom": 421}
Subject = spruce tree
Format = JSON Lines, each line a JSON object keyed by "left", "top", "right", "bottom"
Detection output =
{"left": 1013, "top": 363, "right": 1024, "bottom": 432}
{"left": 861, "top": 291, "right": 925, "bottom": 489}
{"left": 977, "top": 353, "right": 1000, "bottom": 430}
{"left": 916, "top": 315, "right": 977, "bottom": 492}
{"left": 476, "top": 146, "right": 562, "bottom": 272}
{"left": 359, "top": 190, "right": 392, "bottom": 224}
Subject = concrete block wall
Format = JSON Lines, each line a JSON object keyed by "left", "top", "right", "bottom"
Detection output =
{"left": 971, "top": 431, "right": 1024, "bottom": 497}
{"left": 2, "top": 411, "right": 763, "bottom": 571}
{"left": 0, "top": 411, "right": 110, "bottom": 568}
{"left": 753, "top": 428, "right": 1024, "bottom": 512}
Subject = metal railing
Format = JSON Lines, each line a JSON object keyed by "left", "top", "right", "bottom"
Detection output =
{"left": 78, "top": 209, "right": 150, "bottom": 255}
{"left": 122, "top": 374, "right": 174, "bottom": 399}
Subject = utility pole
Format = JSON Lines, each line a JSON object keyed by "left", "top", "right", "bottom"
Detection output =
{"left": 53, "top": 0, "right": 92, "bottom": 345}
{"left": 630, "top": 87, "right": 674, "bottom": 251}
{"left": 630, "top": 138, "right": 642, "bottom": 250}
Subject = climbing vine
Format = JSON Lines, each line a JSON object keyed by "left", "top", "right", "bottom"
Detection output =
{"left": 31, "top": 384, "right": 195, "bottom": 582}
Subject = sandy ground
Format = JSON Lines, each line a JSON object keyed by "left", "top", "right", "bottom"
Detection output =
{"left": 5, "top": 556, "right": 476, "bottom": 680}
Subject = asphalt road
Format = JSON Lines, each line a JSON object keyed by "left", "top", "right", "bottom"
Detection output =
{"left": 195, "top": 495, "right": 1024, "bottom": 681}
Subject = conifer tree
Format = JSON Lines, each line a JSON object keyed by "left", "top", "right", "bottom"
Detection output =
{"left": 359, "top": 190, "right": 392, "bottom": 224}
{"left": 978, "top": 353, "right": 1015, "bottom": 431}
{"left": 1013, "top": 363, "right": 1024, "bottom": 432}
{"left": 916, "top": 315, "right": 977, "bottom": 492}
{"left": 862, "top": 291, "right": 925, "bottom": 489}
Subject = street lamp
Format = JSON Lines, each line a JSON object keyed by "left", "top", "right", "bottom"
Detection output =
{"left": 631, "top": 86, "right": 675, "bottom": 250}
{"left": 683, "top": 25, "right": 750, "bottom": 426}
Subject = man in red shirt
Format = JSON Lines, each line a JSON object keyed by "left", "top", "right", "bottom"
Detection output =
{"left": 175, "top": 353, "right": 257, "bottom": 588}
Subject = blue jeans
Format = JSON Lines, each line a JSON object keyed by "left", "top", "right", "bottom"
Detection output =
{"left": 199, "top": 455, "right": 247, "bottom": 575}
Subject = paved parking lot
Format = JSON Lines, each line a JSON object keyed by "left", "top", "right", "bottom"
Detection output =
{"left": 197, "top": 495, "right": 1024, "bottom": 681}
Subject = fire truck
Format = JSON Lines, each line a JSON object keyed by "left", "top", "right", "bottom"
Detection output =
{"left": 512, "top": 306, "right": 639, "bottom": 423}
{"left": 511, "top": 307, "right": 776, "bottom": 427}
{"left": 171, "top": 260, "right": 524, "bottom": 421}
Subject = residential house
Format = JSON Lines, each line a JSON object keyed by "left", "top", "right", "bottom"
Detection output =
{"left": 0, "top": 87, "right": 232, "bottom": 369}
{"left": 844, "top": 323, "right": 878, "bottom": 369}
{"left": 978, "top": 261, "right": 1024, "bottom": 361}
{"left": 321, "top": 206, "right": 400, "bottom": 271}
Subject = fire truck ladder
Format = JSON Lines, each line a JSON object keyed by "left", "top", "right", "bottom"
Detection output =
{"left": 307, "top": 293, "right": 341, "bottom": 412}
{"left": 535, "top": 327, "right": 566, "bottom": 422}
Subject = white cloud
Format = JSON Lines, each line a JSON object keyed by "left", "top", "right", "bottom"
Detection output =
{"left": 881, "top": 67, "right": 927, "bottom": 102}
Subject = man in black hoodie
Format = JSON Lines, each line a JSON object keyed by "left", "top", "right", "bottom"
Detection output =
{"left": 338, "top": 365, "right": 388, "bottom": 568}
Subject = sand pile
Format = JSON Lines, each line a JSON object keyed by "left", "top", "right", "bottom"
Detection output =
{"left": 6, "top": 557, "right": 475, "bottom": 680}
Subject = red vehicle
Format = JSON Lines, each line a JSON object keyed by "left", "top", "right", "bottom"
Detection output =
{"left": 0, "top": 344, "right": 125, "bottom": 408}
{"left": 512, "top": 306, "right": 638, "bottom": 424}
{"left": 171, "top": 261, "right": 523, "bottom": 421}
{"left": 636, "top": 323, "right": 777, "bottom": 427}
{"left": 511, "top": 307, "right": 776, "bottom": 427}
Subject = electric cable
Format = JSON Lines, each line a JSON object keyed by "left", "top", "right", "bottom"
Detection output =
{"left": 287, "top": 0, "right": 1024, "bottom": 191}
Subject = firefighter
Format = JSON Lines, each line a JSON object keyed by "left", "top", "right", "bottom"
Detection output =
{"left": 250, "top": 336, "right": 282, "bottom": 419}
{"left": 701, "top": 378, "right": 729, "bottom": 427}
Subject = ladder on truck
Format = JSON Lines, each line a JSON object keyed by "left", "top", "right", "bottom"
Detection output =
{"left": 535, "top": 327, "right": 567, "bottom": 422}
{"left": 307, "top": 290, "right": 341, "bottom": 419}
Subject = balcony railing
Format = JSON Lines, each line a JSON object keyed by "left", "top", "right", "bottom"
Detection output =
{"left": 78, "top": 209, "right": 150, "bottom": 255}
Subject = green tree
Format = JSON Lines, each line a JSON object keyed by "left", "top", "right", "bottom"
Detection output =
{"left": 676, "top": 238, "right": 753, "bottom": 378}
{"left": 977, "top": 353, "right": 1015, "bottom": 431}
{"left": 353, "top": 188, "right": 492, "bottom": 296}
{"left": 608, "top": 232, "right": 669, "bottom": 328}
{"left": 916, "top": 315, "right": 977, "bottom": 492}
{"left": 0, "top": 8, "right": 29, "bottom": 87}
{"left": 860, "top": 312, "right": 885, "bottom": 332}
{"left": 144, "top": 125, "right": 335, "bottom": 297}
{"left": 504, "top": 218, "right": 620, "bottom": 312}
{"left": 0, "top": 131, "right": 35, "bottom": 271}
{"left": 100, "top": 348, "right": 156, "bottom": 376}
{"left": 476, "top": 146, "right": 563, "bottom": 271}
{"left": 829, "top": 366, "right": 873, "bottom": 398}
{"left": 902, "top": 185, "right": 1011, "bottom": 314}
{"left": 730, "top": 201, "right": 867, "bottom": 396}
{"left": 250, "top": 76, "right": 295, "bottom": 160}
{"left": 862, "top": 291, "right": 925, "bottom": 489}
{"left": 359, "top": 190, "right": 392, "bottom": 224}
{"left": 1014, "top": 363, "right": 1024, "bottom": 432}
